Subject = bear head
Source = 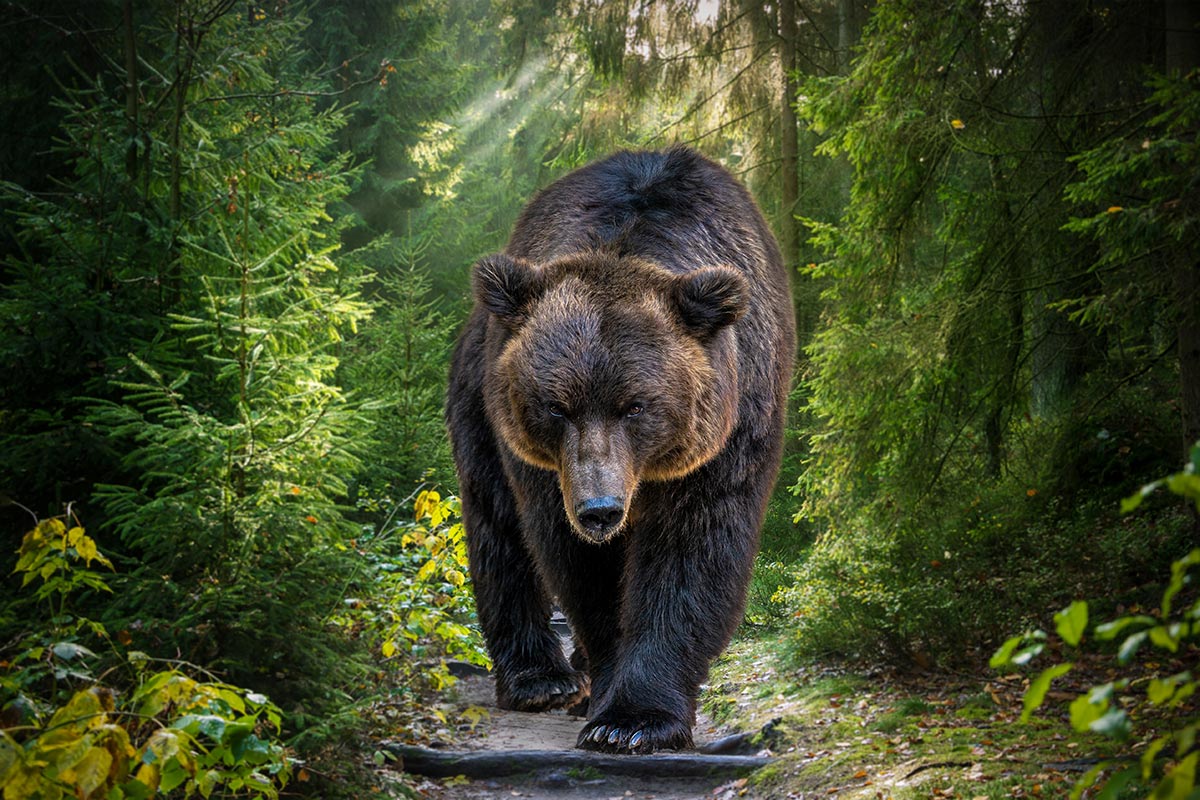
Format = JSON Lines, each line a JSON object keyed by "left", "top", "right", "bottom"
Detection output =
{"left": 475, "top": 250, "right": 747, "bottom": 544}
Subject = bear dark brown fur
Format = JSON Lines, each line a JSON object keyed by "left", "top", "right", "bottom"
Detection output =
{"left": 446, "top": 146, "right": 794, "bottom": 754}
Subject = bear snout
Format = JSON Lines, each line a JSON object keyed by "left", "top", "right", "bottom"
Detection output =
{"left": 574, "top": 495, "right": 625, "bottom": 537}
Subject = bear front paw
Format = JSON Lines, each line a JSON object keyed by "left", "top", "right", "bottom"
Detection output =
{"left": 495, "top": 668, "right": 590, "bottom": 713}
{"left": 576, "top": 710, "right": 693, "bottom": 754}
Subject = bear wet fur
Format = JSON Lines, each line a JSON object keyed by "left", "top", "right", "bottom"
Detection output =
{"left": 446, "top": 146, "right": 795, "bottom": 754}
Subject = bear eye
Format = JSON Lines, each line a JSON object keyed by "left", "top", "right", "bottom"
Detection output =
{"left": 547, "top": 403, "right": 566, "bottom": 418}
{"left": 624, "top": 402, "right": 644, "bottom": 418}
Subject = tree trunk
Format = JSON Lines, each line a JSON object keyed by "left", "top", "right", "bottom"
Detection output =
{"left": 1165, "top": 0, "right": 1200, "bottom": 452}
{"left": 778, "top": 0, "right": 799, "bottom": 274}
{"left": 1165, "top": 0, "right": 1200, "bottom": 539}
{"left": 1178, "top": 259, "right": 1200, "bottom": 453}
{"left": 837, "top": 0, "right": 856, "bottom": 72}
{"left": 122, "top": 0, "right": 139, "bottom": 180}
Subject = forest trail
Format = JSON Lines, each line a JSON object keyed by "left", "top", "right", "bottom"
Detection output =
{"left": 426, "top": 674, "right": 746, "bottom": 799}
{"left": 391, "top": 622, "right": 771, "bottom": 799}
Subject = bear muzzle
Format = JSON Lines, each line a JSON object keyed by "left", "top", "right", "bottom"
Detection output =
{"left": 573, "top": 495, "right": 625, "bottom": 540}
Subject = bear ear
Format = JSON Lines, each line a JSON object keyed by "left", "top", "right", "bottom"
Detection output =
{"left": 472, "top": 254, "right": 545, "bottom": 329}
{"left": 672, "top": 266, "right": 749, "bottom": 339}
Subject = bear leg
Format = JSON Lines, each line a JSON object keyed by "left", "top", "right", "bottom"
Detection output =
{"left": 449, "top": 373, "right": 588, "bottom": 711}
{"left": 577, "top": 481, "right": 763, "bottom": 754}
{"left": 502, "top": 463, "right": 627, "bottom": 714}
{"left": 462, "top": 474, "right": 589, "bottom": 712}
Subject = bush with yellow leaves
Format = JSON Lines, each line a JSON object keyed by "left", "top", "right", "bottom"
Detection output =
{"left": 1, "top": 516, "right": 291, "bottom": 799}
{"left": 342, "top": 489, "right": 488, "bottom": 691}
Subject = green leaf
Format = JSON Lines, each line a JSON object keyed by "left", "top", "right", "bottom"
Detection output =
{"left": 1118, "top": 631, "right": 1148, "bottom": 663}
{"left": 159, "top": 758, "right": 189, "bottom": 793}
{"left": 1121, "top": 480, "right": 1162, "bottom": 513}
{"left": 216, "top": 689, "right": 246, "bottom": 714}
{"left": 990, "top": 630, "right": 1046, "bottom": 669}
{"left": 1069, "top": 692, "right": 1105, "bottom": 732}
{"left": 1176, "top": 723, "right": 1196, "bottom": 757}
{"left": 69, "top": 746, "right": 113, "bottom": 796}
{"left": 1055, "top": 601, "right": 1088, "bottom": 647}
{"left": 1090, "top": 707, "right": 1131, "bottom": 740}
{"left": 1164, "top": 550, "right": 1200, "bottom": 617}
{"left": 1144, "top": 735, "right": 1171, "bottom": 779}
{"left": 1148, "top": 673, "right": 1193, "bottom": 706}
{"left": 117, "top": 779, "right": 153, "bottom": 800}
{"left": 1095, "top": 615, "right": 1156, "bottom": 640}
{"left": 1166, "top": 473, "right": 1200, "bottom": 508}
{"left": 1021, "top": 663, "right": 1072, "bottom": 722}
{"left": 1149, "top": 624, "right": 1183, "bottom": 653}
{"left": 1150, "top": 750, "right": 1197, "bottom": 799}
{"left": 0, "top": 731, "right": 20, "bottom": 787}
{"left": 51, "top": 642, "right": 96, "bottom": 661}
{"left": 1095, "top": 765, "right": 1139, "bottom": 799}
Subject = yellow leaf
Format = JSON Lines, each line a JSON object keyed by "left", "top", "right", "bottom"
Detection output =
{"left": 67, "top": 526, "right": 86, "bottom": 549}
{"left": 136, "top": 761, "right": 160, "bottom": 790}
{"left": 68, "top": 747, "right": 113, "bottom": 797}
{"left": 1107, "top": 205, "right": 1123, "bottom": 213}
{"left": 459, "top": 705, "right": 489, "bottom": 731}
{"left": 75, "top": 535, "right": 99, "bottom": 565}
{"left": 381, "top": 640, "right": 397, "bottom": 658}
{"left": 950, "top": 118, "right": 965, "bottom": 129}
{"left": 415, "top": 560, "right": 437, "bottom": 582}
{"left": 415, "top": 490, "right": 440, "bottom": 521}
{"left": 445, "top": 569, "right": 465, "bottom": 588}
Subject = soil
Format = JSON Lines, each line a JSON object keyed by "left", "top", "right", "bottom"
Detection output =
{"left": 398, "top": 671, "right": 760, "bottom": 800}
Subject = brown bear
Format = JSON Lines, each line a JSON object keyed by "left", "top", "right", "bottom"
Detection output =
{"left": 446, "top": 145, "right": 794, "bottom": 754}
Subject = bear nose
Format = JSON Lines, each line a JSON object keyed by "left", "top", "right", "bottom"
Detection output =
{"left": 575, "top": 496, "right": 625, "bottom": 533}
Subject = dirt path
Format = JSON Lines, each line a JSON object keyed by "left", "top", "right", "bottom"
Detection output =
{"left": 413, "top": 673, "right": 746, "bottom": 799}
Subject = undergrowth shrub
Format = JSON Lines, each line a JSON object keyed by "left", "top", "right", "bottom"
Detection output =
{"left": 1, "top": 514, "right": 291, "bottom": 799}
{"left": 992, "top": 442, "right": 1200, "bottom": 799}
{"left": 778, "top": 378, "right": 1192, "bottom": 664}
{"left": 339, "top": 489, "right": 487, "bottom": 692}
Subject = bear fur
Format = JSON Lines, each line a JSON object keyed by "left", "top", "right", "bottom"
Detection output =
{"left": 446, "top": 145, "right": 795, "bottom": 754}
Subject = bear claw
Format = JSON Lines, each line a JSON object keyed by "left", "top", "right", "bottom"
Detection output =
{"left": 577, "top": 713, "right": 692, "bottom": 754}
{"left": 496, "top": 668, "right": 589, "bottom": 712}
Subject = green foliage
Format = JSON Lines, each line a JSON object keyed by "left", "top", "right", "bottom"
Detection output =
{"left": 0, "top": 3, "right": 387, "bottom": 741}
{"left": 992, "top": 444, "right": 1200, "bottom": 798}
{"left": 338, "top": 490, "right": 488, "bottom": 690}
{"left": 4, "top": 516, "right": 113, "bottom": 711}
{"left": 340, "top": 235, "right": 456, "bottom": 496}
{"left": 2, "top": 515, "right": 290, "bottom": 800}
{"left": 2, "top": 677, "right": 290, "bottom": 800}
{"left": 50, "top": 7, "right": 377, "bottom": 717}
{"left": 778, "top": 0, "right": 1192, "bottom": 663}
{"left": 1060, "top": 70, "right": 1200, "bottom": 331}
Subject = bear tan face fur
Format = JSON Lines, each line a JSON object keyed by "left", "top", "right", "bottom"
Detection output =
{"left": 476, "top": 251, "right": 747, "bottom": 542}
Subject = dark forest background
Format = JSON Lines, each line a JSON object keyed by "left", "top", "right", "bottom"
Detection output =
{"left": 1, "top": 0, "right": 1198, "bottom": 796}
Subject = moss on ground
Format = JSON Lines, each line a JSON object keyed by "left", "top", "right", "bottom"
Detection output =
{"left": 702, "top": 634, "right": 1147, "bottom": 798}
